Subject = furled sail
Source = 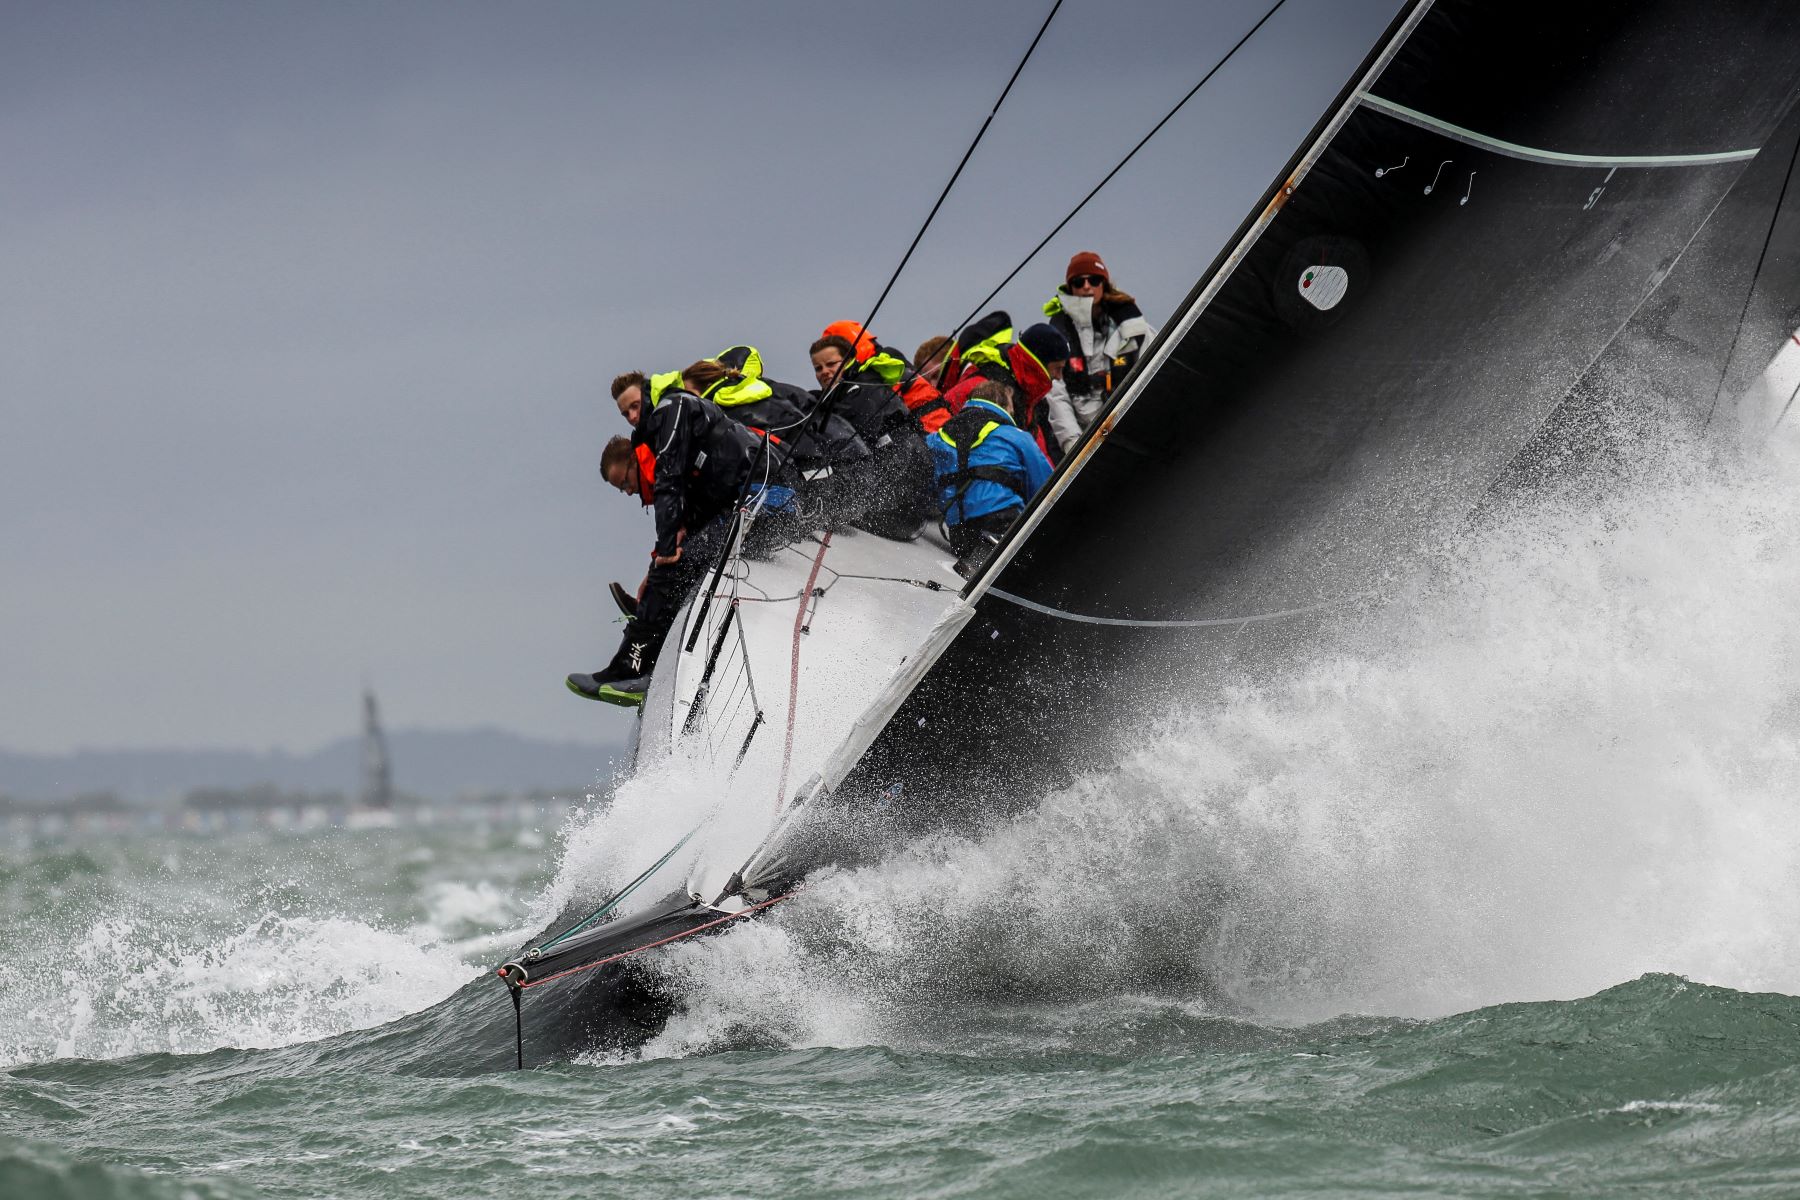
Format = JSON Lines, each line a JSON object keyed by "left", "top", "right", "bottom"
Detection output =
{"left": 741, "top": 0, "right": 1800, "bottom": 885}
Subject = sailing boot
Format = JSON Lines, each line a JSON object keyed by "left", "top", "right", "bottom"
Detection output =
{"left": 609, "top": 581, "right": 637, "bottom": 618}
{"left": 566, "top": 640, "right": 652, "bottom": 707}
{"left": 951, "top": 530, "right": 1005, "bottom": 580}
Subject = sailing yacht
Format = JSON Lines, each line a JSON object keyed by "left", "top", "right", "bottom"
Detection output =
{"left": 495, "top": 0, "right": 1800, "bottom": 1062}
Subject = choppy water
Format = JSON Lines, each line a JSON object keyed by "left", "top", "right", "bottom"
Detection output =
{"left": 6, "top": 435, "right": 1800, "bottom": 1198}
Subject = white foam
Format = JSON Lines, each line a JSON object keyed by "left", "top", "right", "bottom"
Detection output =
{"left": 529, "top": 759, "right": 725, "bottom": 932}
{"left": 0, "top": 912, "right": 477, "bottom": 1067}
{"left": 412, "top": 879, "right": 523, "bottom": 943}
{"left": 570, "top": 432, "right": 1800, "bottom": 1047}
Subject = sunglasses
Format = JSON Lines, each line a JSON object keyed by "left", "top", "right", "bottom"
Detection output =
{"left": 1068, "top": 274, "right": 1106, "bottom": 288}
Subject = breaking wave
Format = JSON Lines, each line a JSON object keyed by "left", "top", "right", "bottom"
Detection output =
{"left": 0, "top": 829, "right": 558, "bottom": 1069}
{"left": 628, "top": 428, "right": 1800, "bottom": 1055}
{"left": 0, "top": 911, "right": 477, "bottom": 1067}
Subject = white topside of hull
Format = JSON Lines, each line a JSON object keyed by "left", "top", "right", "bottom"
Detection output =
{"left": 633, "top": 522, "right": 968, "bottom": 902}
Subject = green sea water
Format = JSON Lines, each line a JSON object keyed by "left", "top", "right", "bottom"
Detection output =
{"left": 3, "top": 804, "right": 1798, "bottom": 1200}
{"left": 7, "top": 444, "right": 1800, "bottom": 1197}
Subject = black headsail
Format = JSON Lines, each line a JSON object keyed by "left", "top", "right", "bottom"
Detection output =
{"left": 743, "top": 0, "right": 1800, "bottom": 878}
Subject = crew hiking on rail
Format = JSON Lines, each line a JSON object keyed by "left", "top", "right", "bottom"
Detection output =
{"left": 566, "top": 251, "right": 1152, "bottom": 707}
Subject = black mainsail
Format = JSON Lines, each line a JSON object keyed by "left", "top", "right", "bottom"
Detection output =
{"left": 743, "top": 0, "right": 1800, "bottom": 878}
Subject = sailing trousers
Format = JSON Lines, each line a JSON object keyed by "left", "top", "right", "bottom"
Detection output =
{"left": 946, "top": 508, "right": 1020, "bottom": 564}
{"left": 608, "top": 518, "right": 729, "bottom": 678}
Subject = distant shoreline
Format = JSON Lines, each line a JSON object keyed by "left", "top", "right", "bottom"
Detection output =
{"left": 3, "top": 793, "right": 594, "bottom": 846}
{"left": 0, "top": 726, "right": 627, "bottom": 807}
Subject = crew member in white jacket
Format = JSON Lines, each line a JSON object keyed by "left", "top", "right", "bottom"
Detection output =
{"left": 1042, "top": 251, "right": 1157, "bottom": 458}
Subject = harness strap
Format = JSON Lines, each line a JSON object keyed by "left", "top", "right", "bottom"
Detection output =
{"left": 942, "top": 463, "right": 1029, "bottom": 496}
{"left": 936, "top": 409, "right": 1029, "bottom": 523}
{"left": 907, "top": 393, "right": 952, "bottom": 425}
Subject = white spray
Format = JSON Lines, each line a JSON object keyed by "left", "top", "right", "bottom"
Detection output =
{"left": 633, "top": 425, "right": 1800, "bottom": 1053}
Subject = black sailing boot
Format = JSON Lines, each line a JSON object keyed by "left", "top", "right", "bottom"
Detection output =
{"left": 566, "top": 639, "right": 652, "bottom": 707}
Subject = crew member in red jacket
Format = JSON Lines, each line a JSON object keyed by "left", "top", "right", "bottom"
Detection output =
{"left": 938, "top": 313, "right": 1067, "bottom": 463}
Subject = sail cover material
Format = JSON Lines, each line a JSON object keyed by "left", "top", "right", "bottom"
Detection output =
{"left": 750, "top": 0, "right": 1800, "bottom": 867}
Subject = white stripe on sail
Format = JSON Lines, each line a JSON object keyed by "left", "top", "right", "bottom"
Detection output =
{"left": 987, "top": 587, "right": 1343, "bottom": 628}
{"left": 1357, "top": 93, "right": 1760, "bottom": 168}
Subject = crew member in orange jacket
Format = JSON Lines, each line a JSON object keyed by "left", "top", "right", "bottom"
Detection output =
{"left": 818, "top": 320, "right": 951, "bottom": 433}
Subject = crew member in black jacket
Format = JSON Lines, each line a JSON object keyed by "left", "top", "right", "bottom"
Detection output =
{"left": 567, "top": 371, "right": 789, "bottom": 706}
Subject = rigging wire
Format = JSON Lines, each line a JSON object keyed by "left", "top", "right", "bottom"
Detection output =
{"left": 853, "top": 0, "right": 1063, "bottom": 341}
{"left": 947, "top": 0, "right": 1291, "bottom": 342}
{"left": 625, "top": 0, "right": 1288, "bottom": 838}
{"left": 530, "top": 827, "right": 701, "bottom": 953}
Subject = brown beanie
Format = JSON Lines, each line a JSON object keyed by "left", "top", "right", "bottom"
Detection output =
{"left": 1065, "top": 250, "right": 1109, "bottom": 284}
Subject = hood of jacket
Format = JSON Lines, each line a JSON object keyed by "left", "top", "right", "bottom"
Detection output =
{"left": 954, "top": 396, "right": 1019, "bottom": 430}
{"left": 717, "top": 344, "right": 765, "bottom": 379}
{"left": 944, "top": 311, "right": 1051, "bottom": 406}
{"left": 648, "top": 370, "right": 690, "bottom": 408}
{"left": 821, "top": 321, "right": 879, "bottom": 361}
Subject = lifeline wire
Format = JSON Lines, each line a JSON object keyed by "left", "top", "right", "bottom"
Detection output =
{"left": 853, "top": 0, "right": 1062, "bottom": 341}
{"left": 947, "top": 0, "right": 1291, "bottom": 342}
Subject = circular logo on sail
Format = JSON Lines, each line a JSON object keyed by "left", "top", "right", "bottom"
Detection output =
{"left": 1298, "top": 264, "right": 1349, "bottom": 311}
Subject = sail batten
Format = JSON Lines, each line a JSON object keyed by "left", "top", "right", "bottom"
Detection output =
{"left": 1358, "top": 94, "right": 1761, "bottom": 168}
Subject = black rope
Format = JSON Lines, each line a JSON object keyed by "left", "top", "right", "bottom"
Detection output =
{"left": 854, "top": 0, "right": 1062, "bottom": 341}
{"left": 681, "top": 509, "right": 744, "bottom": 654}
{"left": 947, "top": 0, "right": 1291, "bottom": 342}
{"left": 1777, "top": 372, "right": 1800, "bottom": 430}
{"left": 510, "top": 981, "right": 524, "bottom": 1070}
{"left": 733, "top": 711, "right": 766, "bottom": 771}
{"left": 1707, "top": 115, "right": 1800, "bottom": 428}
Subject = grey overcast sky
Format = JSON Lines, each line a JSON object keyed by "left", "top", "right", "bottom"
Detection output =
{"left": 2, "top": 0, "right": 1399, "bottom": 755}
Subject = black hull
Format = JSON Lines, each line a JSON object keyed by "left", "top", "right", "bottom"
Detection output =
{"left": 499, "top": 892, "right": 716, "bottom": 1062}
{"left": 283, "top": 915, "right": 703, "bottom": 1076}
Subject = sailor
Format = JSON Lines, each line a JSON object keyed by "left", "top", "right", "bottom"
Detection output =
{"left": 708, "top": 345, "right": 872, "bottom": 474}
{"left": 925, "top": 379, "right": 1053, "bottom": 575}
{"left": 681, "top": 354, "right": 867, "bottom": 478}
{"left": 1042, "top": 251, "right": 1156, "bottom": 454}
{"left": 913, "top": 334, "right": 952, "bottom": 391}
{"left": 1016, "top": 323, "right": 1071, "bottom": 466}
{"left": 938, "top": 312, "right": 1063, "bottom": 464}
{"left": 809, "top": 335, "right": 938, "bottom": 540}
{"left": 817, "top": 320, "right": 952, "bottom": 434}
{"left": 566, "top": 373, "right": 792, "bottom": 705}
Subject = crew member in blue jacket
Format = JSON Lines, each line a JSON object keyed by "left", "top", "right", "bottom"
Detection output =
{"left": 925, "top": 380, "right": 1054, "bottom": 572}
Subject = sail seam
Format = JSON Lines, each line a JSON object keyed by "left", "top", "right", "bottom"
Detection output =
{"left": 1358, "top": 93, "right": 1760, "bottom": 168}
{"left": 986, "top": 587, "right": 1342, "bottom": 628}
